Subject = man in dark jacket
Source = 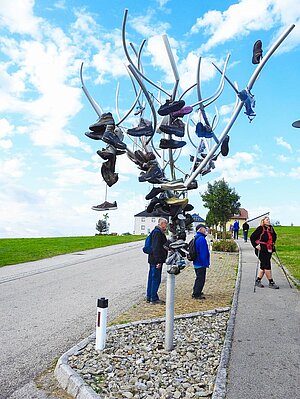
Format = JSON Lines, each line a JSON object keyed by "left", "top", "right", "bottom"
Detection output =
{"left": 192, "top": 224, "right": 210, "bottom": 300}
{"left": 242, "top": 221, "right": 250, "bottom": 242}
{"left": 146, "top": 217, "right": 168, "bottom": 304}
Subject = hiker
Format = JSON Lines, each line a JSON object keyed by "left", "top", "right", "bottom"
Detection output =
{"left": 242, "top": 221, "right": 250, "bottom": 242}
{"left": 192, "top": 224, "right": 210, "bottom": 300}
{"left": 232, "top": 220, "right": 239, "bottom": 239}
{"left": 146, "top": 217, "right": 168, "bottom": 304}
{"left": 250, "top": 216, "right": 279, "bottom": 289}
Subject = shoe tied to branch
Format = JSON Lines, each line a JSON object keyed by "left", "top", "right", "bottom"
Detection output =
{"left": 158, "top": 99, "right": 185, "bottom": 116}
{"left": 102, "top": 125, "right": 127, "bottom": 150}
{"left": 127, "top": 118, "right": 154, "bottom": 137}
{"left": 159, "top": 118, "right": 185, "bottom": 137}
{"left": 159, "top": 138, "right": 186, "bottom": 149}
{"left": 89, "top": 112, "right": 115, "bottom": 131}
{"left": 91, "top": 201, "right": 117, "bottom": 211}
{"left": 252, "top": 40, "right": 263, "bottom": 64}
{"left": 171, "top": 105, "right": 193, "bottom": 118}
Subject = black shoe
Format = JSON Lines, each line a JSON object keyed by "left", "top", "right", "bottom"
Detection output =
{"left": 145, "top": 187, "right": 164, "bottom": 200}
{"left": 102, "top": 125, "right": 127, "bottom": 150}
{"left": 292, "top": 120, "right": 300, "bottom": 128}
{"left": 221, "top": 135, "right": 230, "bottom": 156}
{"left": 150, "top": 299, "right": 166, "bottom": 305}
{"left": 139, "top": 164, "right": 164, "bottom": 183}
{"left": 127, "top": 118, "right": 154, "bottom": 137}
{"left": 159, "top": 138, "right": 186, "bottom": 149}
{"left": 134, "top": 150, "right": 156, "bottom": 164}
{"left": 89, "top": 112, "right": 115, "bottom": 131}
{"left": 192, "top": 294, "right": 206, "bottom": 300}
{"left": 252, "top": 40, "right": 263, "bottom": 64}
{"left": 158, "top": 99, "right": 185, "bottom": 116}
{"left": 159, "top": 118, "right": 185, "bottom": 137}
{"left": 85, "top": 131, "right": 104, "bottom": 140}
{"left": 101, "top": 162, "right": 119, "bottom": 187}
{"left": 97, "top": 146, "right": 125, "bottom": 160}
{"left": 91, "top": 201, "right": 117, "bottom": 211}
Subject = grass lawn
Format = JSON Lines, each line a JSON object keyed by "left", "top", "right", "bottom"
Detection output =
{"left": 0, "top": 235, "right": 144, "bottom": 267}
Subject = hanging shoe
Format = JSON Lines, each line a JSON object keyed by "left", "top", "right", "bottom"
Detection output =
{"left": 159, "top": 118, "right": 185, "bottom": 137}
{"left": 127, "top": 118, "right": 154, "bottom": 137}
{"left": 102, "top": 125, "right": 127, "bottom": 150}
{"left": 171, "top": 105, "right": 193, "bottom": 118}
{"left": 252, "top": 40, "right": 263, "bottom": 64}
{"left": 101, "top": 162, "right": 118, "bottom": 187}
{"left": 145, "top": 187, "right": 164, "bottom": 200}
{"left": 89, "top": 112, "right": 115, "bottom": 131}
{"left": 158, "top": 99, "right": 185, "bottom": 116}
{"left": 221, "top": 136, "right": 230, "bottom": 156}
{"left": 238, "top": 89, "right": 256, "bottom": 121}
{"left": 91, "top": 201, "right": 117, "bottom": 211}
{"left": 159, "top": 138, "right": 186, "bottom": 149}
{"left": 292, "top": 120, "right": 300, "bottom": 128}
{"left": 195, "top": 122, "right": 214, "bottom": 138}
{"left": 85, "top": 131, "right": 104, "bottom": 140}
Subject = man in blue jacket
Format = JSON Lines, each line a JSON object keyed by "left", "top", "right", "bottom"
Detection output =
{"left": 192, "top": 224, "right": 210, "bottom": 300}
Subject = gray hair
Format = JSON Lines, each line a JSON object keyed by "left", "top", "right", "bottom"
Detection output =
{"left": 158, "top": 217, "right": 168, "bottom": 225}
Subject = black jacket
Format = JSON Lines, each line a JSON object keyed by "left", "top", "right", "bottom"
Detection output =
{"left": 250, "top": 225, "right": 277, "bottom": 252}
{"left": 148, "top": 227, "right": 168, "bottom": 264}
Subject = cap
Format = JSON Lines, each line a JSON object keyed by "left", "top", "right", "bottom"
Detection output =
{"left": 196, "top": 224, "right": 206, "bottom": 230}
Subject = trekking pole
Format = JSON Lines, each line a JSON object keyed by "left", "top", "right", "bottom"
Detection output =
{"left": 273, "top": 250, "right": 293, "bottom": 288}
{"left": 253, "top": 249, "right": 260, "bottom": 293}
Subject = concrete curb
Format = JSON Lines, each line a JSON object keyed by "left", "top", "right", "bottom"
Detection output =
{"left": 54, "top": 307, "right": 232, "bottom": 398}
{"left": 211, "top": 245, "right": 242, "bottom": 399}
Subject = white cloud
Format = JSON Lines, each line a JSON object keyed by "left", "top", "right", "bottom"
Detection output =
{"left": 275, "top": 136, "right": 292, "bottom": 151}
{"left": 289, "top": 166, "right": 300, "bottom": 178}
{"left": 278, "top": 154, "right": 289, "bottom": 162}
{"left": 190, "top": 0, "right": 300, "bottom": 53}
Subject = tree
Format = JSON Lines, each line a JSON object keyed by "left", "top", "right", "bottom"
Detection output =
{"left": 201, "top": 179, "right": 241, "bottom": 239}
{"left": 96, "top": 213, "right": 110, "bottom": 235}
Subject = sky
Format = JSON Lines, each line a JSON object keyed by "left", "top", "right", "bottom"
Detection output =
{"left": 0, "top": 0, "right": 299, "bottom": 238}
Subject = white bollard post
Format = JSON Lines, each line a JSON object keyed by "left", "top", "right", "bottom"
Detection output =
{"left": 95, "top": 297, "right": 108, "bottom": 351}
{"left": 165, "top": 273, "right": 175, "bottom": 351}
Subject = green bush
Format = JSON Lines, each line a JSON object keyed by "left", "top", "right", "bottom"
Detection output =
{"left": 212, "top": 239, "right": 238, "bottom": 252}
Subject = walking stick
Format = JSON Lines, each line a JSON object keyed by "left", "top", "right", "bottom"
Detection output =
{"left": 273, "top": 249, "right": 293, "bottom": 288}
{"left": 254, "top": 249, "right": 260, "bottom": 293}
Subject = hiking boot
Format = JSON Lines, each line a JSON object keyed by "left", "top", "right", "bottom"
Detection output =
{"left": 85, "top": 131, "right": 104, "bottom": 140}
{"left": 171, "top": 105, "right": 193, "bottom": 118}
{"left": 139, "top": 164, "right": 164, "bottom": 183}
{"left": 101, "top": 162, "right": 119, "bottom": 187}
{"left": 127, "top": 118, "right": 154, "bottom": 137}
{"left": 269, "top": 282, "right": 279, "bottom": 289}
{"left": 252, "top": 39, "right": 263, "bottom": 64}
{"left": 221, "top": 135, "right": 230, "bottom": 156}
{"left": 145, "top": 187, "right": 164, "bottom": 200}
{"left": 195, "top": 122, "right": 213, "bottom": 138}
{"left": 102, "top": 125, "right": 127, "bottom": 150}
{"left": 238, "top": 89, "right": 256, "bottom": 120}
{"left": 89, "top": 112, "right": 115, "bottom": 131}
{"left": 91, "top": 201, "right": 117, "bottom": 211}
{"left": 158, "top": 99, "right": 185, "bottom": 116}
{"left": 159, "top": 138, "right": 186, "bottom": 149}
{"left": 159, "top": 118, "right": 185, "bottom": 137}
{"left": 255, "top": 280, "right": 264, "bottom": 288}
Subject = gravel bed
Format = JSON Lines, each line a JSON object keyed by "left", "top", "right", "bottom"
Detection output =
{"left": 68, "top": 310, "right": 230, "bottom": 399}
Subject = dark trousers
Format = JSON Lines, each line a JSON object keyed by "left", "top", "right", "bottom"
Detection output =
{"left": 243, "top": 230, "right": 248, "bottom": 242}
{"left": 146, "top": 264, "right": 162, "bottom": 301}
{"left": 193, "top": 267, "right": 207, "bottom": 297}
{"left": 233, "top": 230, "right": 239, "bottom": 239}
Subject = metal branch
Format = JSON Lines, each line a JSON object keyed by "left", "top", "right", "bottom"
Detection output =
{"left": 162, "top": 34, "right": 180, "bottom": 100}
{"left": 80, "top": 62, "right": 103, "bottom": 117}
{"left": 184, "top": 23, "right": 296, "bottom": 187}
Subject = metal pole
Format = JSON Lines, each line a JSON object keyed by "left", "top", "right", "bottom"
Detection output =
{"left": 165, "top": 273, "right": 175, "bottom": 351}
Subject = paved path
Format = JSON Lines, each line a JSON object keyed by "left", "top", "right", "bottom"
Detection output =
{"left": 226, "top": 240, "right": 300, "bottom": 399}
{"left": 0, "top": 241, "right": 149, "bottom": 399}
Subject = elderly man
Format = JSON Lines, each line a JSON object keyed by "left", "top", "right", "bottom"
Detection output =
{"left": 146, "top": 217, "right": 168, "bottom": 305}
{"left": 192, "top": 224, "right": 210, "bottom": 300}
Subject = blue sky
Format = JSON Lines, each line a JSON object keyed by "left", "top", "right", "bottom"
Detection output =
{"left": 0, "top": 0, "right": 299, "bottom": 238}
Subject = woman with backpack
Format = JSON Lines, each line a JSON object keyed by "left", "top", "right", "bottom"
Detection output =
{"left": 250, "top": 216, "right": 279, "bottom": 289}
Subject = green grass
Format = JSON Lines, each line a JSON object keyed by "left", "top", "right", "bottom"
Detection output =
{"left": 0, "top": 235, "right": 145, "bottom": 267}
{"left": 249, "top": 226, "right": 300, "bottom": 282}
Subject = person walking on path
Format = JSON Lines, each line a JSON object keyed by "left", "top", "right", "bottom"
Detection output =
{"left": 232, "top": 220, "right": 239, "bottom": 239}
{"left": 146, "top": 217, "right": 168, "bottom": 304}
{"left": 242, "top": 221, "right": 250, "bottom": 242}
{"left": 250, "top": 216, "right": 279, "bottom": 289}
{"left": 192, "top": 224, "right": 210, "bottom": 300}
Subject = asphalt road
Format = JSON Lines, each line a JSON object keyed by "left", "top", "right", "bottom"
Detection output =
{"left": 0, "top": 241, "right": 150, "bottom": 399}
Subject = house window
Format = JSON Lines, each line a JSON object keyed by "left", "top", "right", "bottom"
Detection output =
{"left": 141, "top": 217, "right": 145, "bottom": 222}
{"left": 151, "top": 217, "right": 156, "bottom": 222}
{"left": 141, "top": 225, "right": 145, "bottom": 230}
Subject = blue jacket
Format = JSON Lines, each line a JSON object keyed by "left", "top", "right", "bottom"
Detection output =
{"left": 148, "top": 226, "right": 168, "bottom": 265}
{"left": 193, "top": 232, "right": 210, "bottom": 269}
